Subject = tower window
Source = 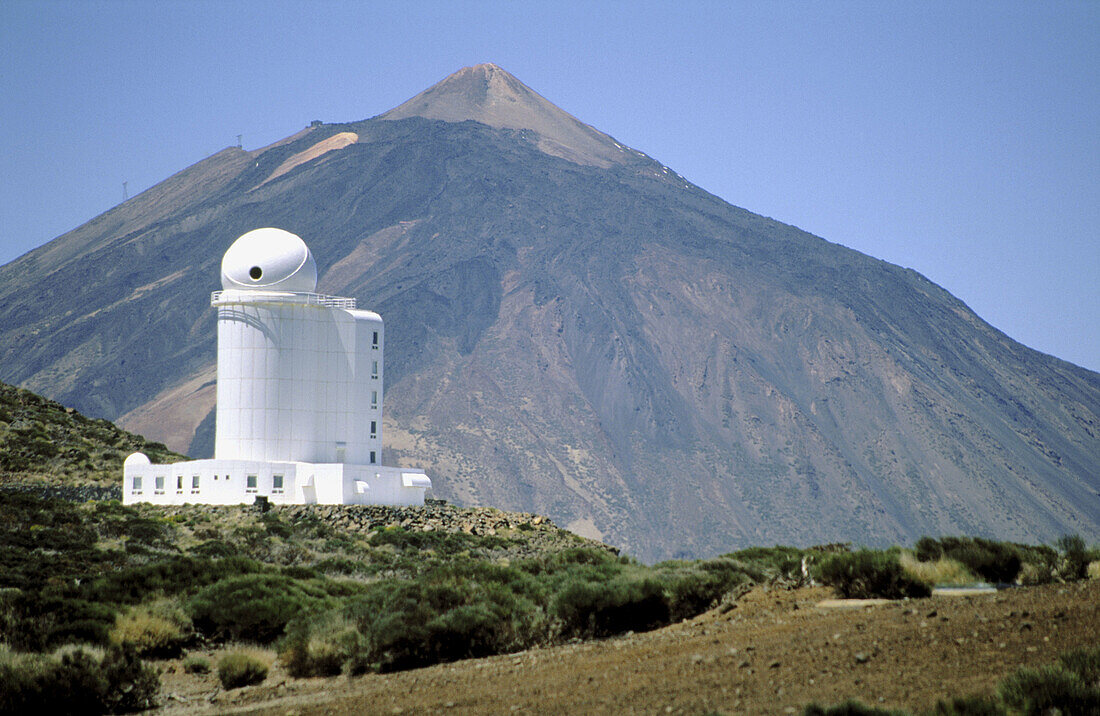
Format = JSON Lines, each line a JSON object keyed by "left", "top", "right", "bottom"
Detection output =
{"left": 372, "top": 331, "right": 379, "bottom": 348}
{"left": 371, "top": 390, "right": 378, "bottom": 409}
{"left": 370, "top": 420, "right": 377, "bottom": 439}
{"left": 249, "top": 266, "right": 263, "bottom": 280}
{"left": 369, "top": 451, "right": 377, "bottom": 464}
{"left": 372, "top": 360, "right": 379, "bottom": 379}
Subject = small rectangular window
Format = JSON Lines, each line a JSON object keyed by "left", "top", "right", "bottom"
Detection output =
{"left": 272, "top": 474, "right": 284, "bottom": 494}
{"left": 176, "top": 475, "right": 183, "bottom": 492}
{"left": 191, "top": 475, "right": 200, "bottom": 493}
{"left": 371, "top": 390, "right": 378, "bottom": 409}
{"left": 154, "top": 476, "right": 165, "bottom": 494}
{"left": 369, "top": 450, "right": 377, "bottom": 464}
{"left": 371, "top": 360, "right": 379, "bottom": 379}
{"left": 246, "top": 474, "right": 258, "bottom": 493}
{"left": 372, "top": 331, "right": 379, "bottom": 348}
{"left": 132, "top": 476, "right": 142, "bottom": 493}
{"left": 370, "top": 420, "right": 377, "bottom": 439}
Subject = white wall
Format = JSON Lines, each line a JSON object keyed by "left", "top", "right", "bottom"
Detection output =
{"left": 213, "top": 292, "right": 383, "bottom": 465}
{"left": 123, "top": 457, "right": 429, "bottom": 507}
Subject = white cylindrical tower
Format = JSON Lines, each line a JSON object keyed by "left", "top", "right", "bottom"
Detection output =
{"left": 212, "top": 228, "right": 383, "bottom": 465}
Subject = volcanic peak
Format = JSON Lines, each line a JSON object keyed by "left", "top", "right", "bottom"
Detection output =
{"left": 379, "top": 63, "right": 629, "bottom": 168}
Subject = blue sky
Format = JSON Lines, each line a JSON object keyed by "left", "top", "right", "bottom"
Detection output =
{"left": 1, "top": 0, "right": 1097, "bottom": 371}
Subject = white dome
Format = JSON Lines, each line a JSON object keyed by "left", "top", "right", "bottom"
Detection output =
{"left": 123, "top": 452, "right": 151, "bottom": 468}
{"left": 220, "top": 228, "right": 318, "bottom": 292}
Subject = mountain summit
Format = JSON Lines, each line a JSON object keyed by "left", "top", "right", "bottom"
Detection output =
{"left": 1, "top": 65, "right": 1097, "bottom": 560}
{"left": 379, "top": 63, "right": 629, "bottom": 167}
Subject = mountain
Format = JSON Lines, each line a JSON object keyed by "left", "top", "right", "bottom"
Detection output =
{"left": 379, "top": 62, "right": 629, "bottom": 168}
{"left": 1, "top": 64, "right": 1097, "bottom": 560}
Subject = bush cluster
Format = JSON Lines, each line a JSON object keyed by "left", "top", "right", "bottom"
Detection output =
{"left": 188, "top": 573, "right": 333, "bottom": 644}
{"left": 817, "top": 550, "right": 931, "bottom": 599}
{"left": 0, "top": 644, "right": 158, "bottom": 714}
{"left": 803, "top": 701, "right": 908, "bottom": 716}
{"left": 914, "top": 534, "right": 1098, "bottom": 585}
{"left": 914, "top": 537, "right": 1021, "bottom": 583}
{"left": 281, "top": 547, "right": 758, "bottom": 677}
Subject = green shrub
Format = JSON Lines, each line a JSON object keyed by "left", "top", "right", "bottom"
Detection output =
{"left": 260, "top": 513, "right": 293, "bottom": 539}
{"left": 370, "top": 526, "right": 513, "bottom": 555}
{"left": 656, "top": 558, "right": 753, "bottom": 621}
{"left": 930, "top": 695, "right": 1005, "bottom": 715}
{"left": 190, "top": 540, "right": 238, "bottom": 558}
{"left": 188, "top": 574, "right": 330, "bottom": 643}
{"left": 802, "top": 700, "right": 910, "bottom": 715}
{"left": 818, "top": 550, "right": 931, "bottom": 599}
{"left": 551, "top": 575, "right": 669, "bottom": 638}
{"left": 915, "top": 538, "right": 1021, "bottom": 584}
{"left": 1055, "top": 534, "right": 1090, "bottom": 581}
{"left": 997, "top": 663, "right": 1100, "bottom": 714}
{"left": 0, "top": 644, "right": 158, "bottom": 714}
{"left": 281, "top": 615, "right": 353, "bottom": 677}
{"left": 1058, "top": 645, "right": 1100, "bottom": 687}
{"left": 340, "top": 566, "right": 545, "bottom": 672}
{"left": 217, "top": 651, "right": 268, "bottom": 689}
{"left": 182, "top": 655, "right": 210, "bottom": 674}
{"left": 4, "top": 594, "right": 118, "bottom": 651}
{"left": 98, "top": 646, "right": 160, "bottom": 712}
{"left": 0, "top": 647, "right": 105, "bottom": 715}
{"left": 84, "top": 556, "right": 264, "bottom": 604}
{"left": 726, "top": 545, "right": 805, "bottom": 581}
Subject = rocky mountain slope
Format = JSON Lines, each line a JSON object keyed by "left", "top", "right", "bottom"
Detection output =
{"left": 1, "top": 64, "right": 1097, "bottom": 560}
{"left": 0, "top": 380, "right": 182, "bottom": 483}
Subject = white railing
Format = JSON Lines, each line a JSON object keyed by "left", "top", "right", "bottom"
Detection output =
{"left": 211, "top": 290, "right": 357, "bottom": 309}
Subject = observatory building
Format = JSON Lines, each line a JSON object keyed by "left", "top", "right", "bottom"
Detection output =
{"left": 122, "top": 228, "right": 431, "bottom": 506}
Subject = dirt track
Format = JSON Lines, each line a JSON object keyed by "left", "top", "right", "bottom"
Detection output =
{"left": 160, "top": 579, "right": 1100, "bottom": 715}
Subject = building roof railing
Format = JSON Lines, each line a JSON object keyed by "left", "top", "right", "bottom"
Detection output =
{"left": 211, "top": 290, "right": 357, "bottom": 309}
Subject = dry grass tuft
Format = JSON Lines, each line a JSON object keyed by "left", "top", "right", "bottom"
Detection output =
{"left": 1088, "top": 561, "right": 1100, "bottom": 581}
{"left": 109, "top": 599, "right": 191, "bottom": 657}
{"left": 218, "top": 647, "right": 272, "bottom": 689}
{"left": 899, "top": 551, "right": 977, "bottom": 586}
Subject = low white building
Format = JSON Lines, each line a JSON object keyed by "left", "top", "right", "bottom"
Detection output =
{"left": 123, "top": 228, "right": 431, "bottom": 506}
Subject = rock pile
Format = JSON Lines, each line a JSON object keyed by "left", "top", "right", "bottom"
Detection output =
{"left": 0, "top": 480, "right": 122, "bottom": 502}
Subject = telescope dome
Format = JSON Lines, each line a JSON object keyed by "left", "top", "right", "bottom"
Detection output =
{"left": 220, "top": 228, "right": 317, "bottom": 292}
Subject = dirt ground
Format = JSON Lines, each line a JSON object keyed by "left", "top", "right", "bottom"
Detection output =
{"left": 156, "top": 579, "right": 1100, "bottom": 715}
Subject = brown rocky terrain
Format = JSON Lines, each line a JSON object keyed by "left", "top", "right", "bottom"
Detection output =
{"left": 150, "top": 579, "right": 1100, "bottom": 715}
